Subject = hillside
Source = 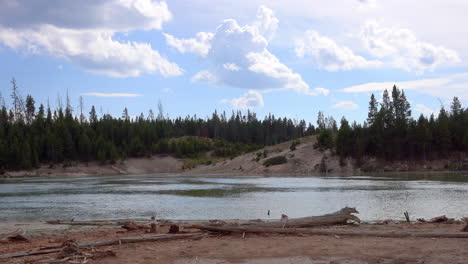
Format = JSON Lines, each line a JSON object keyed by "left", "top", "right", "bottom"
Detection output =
{"left": 4, "top": 135, "right": 468, "bottom": 178}
{"left": 189, "top": 136, "right": 353, "bottom": 174}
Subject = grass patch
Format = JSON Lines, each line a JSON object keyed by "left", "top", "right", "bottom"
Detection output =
{"left": 263, "top": 156, "right": 287, "bottom": 167}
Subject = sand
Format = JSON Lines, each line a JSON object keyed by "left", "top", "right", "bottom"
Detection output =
{"left": 1, "top": 222, "right": 467, "bottom": 264}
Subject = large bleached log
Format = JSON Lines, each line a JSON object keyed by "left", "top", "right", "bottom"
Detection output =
{"left": 192, "top": 225, "right": 468, "bottom": 238}
{"left": 0, "top": 233, "right": 203, "bottom": 259}
{"left": 229, "top": 207, "right": 360, "bottom": 229}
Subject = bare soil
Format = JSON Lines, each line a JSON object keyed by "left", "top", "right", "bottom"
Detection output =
{"left": 1, "top": 222, "right": 468, "bottom": 264}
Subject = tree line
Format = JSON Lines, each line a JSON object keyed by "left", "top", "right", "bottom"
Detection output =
{"left": 0, "top": 79, "right": 315, "bottom": 170}
{"left": 317, "top": 85, "right": 468, "bottom": 164}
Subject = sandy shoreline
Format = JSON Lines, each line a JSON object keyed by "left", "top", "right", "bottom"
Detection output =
{"left": 1, "top": 221, "right": 468, "bottom": 264}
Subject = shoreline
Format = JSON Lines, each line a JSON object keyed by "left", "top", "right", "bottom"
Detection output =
{"left": 2, "top": 220, "right": 467, "bottom": 264}
{"left": 2, "top": 137, "right": 467, "bottom": 179}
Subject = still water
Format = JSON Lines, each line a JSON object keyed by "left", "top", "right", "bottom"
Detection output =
{"left": 1, "top": 173, "right": 467, "bottom": 222}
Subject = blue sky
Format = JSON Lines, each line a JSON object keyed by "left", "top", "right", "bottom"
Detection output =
{"left": 0, "top": 0, "right": 467, "bottom": 123}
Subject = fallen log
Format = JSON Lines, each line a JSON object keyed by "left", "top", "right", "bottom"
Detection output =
{"left": 0, "top": 229, "right": 29, "bottom": 243}
{"left": 121, "top": 221, "right": 148, "bottom": 231}
{"left": 192, "top": 225, "right": 468, "bottom": 238}
{"left": 462, "top": 218, "right": 468, "bottom": 232}
{"left": 417, "top": 215, "right": 453, "bottom": 223}
{"left": 0, "top": 233, "right": 203, "bottom": 259}
{"left": 197, "top": 207, "right": 360, "bottom": 229}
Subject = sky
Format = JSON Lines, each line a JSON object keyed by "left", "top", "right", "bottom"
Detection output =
{"left": 0, "top": 0, "right": 467, "bottom": 123}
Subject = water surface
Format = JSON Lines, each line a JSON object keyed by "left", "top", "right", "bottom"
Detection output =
{"left": 1, "top": 173, "right": 467, "bottom": 222}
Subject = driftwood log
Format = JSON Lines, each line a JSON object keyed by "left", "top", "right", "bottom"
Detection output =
{"left": 462, "top": 218, "right": 468, "bottom": 232}
{"left": 205, "top": 207, "right": 360, "bottom": 229}
{"left": 0, "top": 229, "right": 29, "bottom": 243}
{"left": 0, "top": 233, "right": 203, "bottom": 259}
{"left": 192, "top": 225, "right": 468, "bottom": 239}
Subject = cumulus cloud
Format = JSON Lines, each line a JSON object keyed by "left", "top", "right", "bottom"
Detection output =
{"left": 0, "top": 0, "right": 182, "bottom": 78}
{"left": 332, "top": 101, "right": 359, "bottom": 110}
{"left": 343, "top": 72, "right": 468, "bottom": 100}
{"left": 81, "top": 92, "right": 143, "bottom": 97}
{"left": 168, "top": 6, "right": 323, "bottom": 96}
{"left": 296, "top": 30, "right": 382, "bottom": 71}
{"left": 191, "top": 70, "right": 218, "bottom": 84}
{"left": 164, "top": 32, "right": 213, "bottom": 57}
{"left": 222, "top": 90, "right": 264, "bottom": 110}
{"left": 253, "top": 5, "right": 279, "bottom": 41}
{"left": 360, "top": 21, "right": 460, "bottom": 72}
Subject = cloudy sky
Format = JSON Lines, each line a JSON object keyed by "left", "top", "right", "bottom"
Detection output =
{"left": 0, "top": 0, "right": 467, "bottom": 122}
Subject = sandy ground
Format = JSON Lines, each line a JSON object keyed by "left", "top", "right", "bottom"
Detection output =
{"left": 1, "top": 222, "right": 468, "bottom": 264}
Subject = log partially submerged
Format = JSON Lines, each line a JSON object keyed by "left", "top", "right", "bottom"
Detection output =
{"left": 192, "top": 225, "right": 468, "bottom": 239}
{"left": 0, "top": 233, "right": 203, "bottom": 259}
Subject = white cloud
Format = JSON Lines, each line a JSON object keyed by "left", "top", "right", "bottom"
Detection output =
{"left": 253, "top": 5, "right": 279, "bottom": 41}
{"left": 164, "top": 32, "right": 213, "bottom": 57}
{"left": 222, "top": 90, "right": 264, "bottom": 110}
{"left": 332, "top": 101, "right": 359, "bottom": 110}
{"left": 0, "top": 0, "right": 182, "bottom": 78}
{"left": 223, "top": 63, "right": 241, "bottom": 71}
{"left": 170, "top": 6, "right": 324, "bottom": 96}
{"left": 360, "top": 21, "right": 460, "bottom": 73}
{"left": 81, "top": 92, "right": 143, "bottom": 97}
{"left": 415, "top": 104, "right": 437, "bottom": 116}
{"left": 343, "top": 72, "right": 468, "bottom": 100}
{"left": 162, "top": 87, "right": 172, "bottom": 93}
{"left": 296, "top": 30, "right": 382, "bottom": 71}
{"left": 0, "top": 0, "right": 172, "bottom": 31}
{"left": 191, "top": 70, "right": 218, "bottom": 84}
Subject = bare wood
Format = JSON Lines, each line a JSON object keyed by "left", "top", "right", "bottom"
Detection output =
{"left": 462, "top": 218, "right": 468, "bottom": 232}
{"left": 216, "top": 207, "right": 360, "bottom": 229}
{"left": 0, "top": 233, "right": 203, "bottom": 259}
{"left": 0, "top": 248, "right": 60, "bottom": 259}
{"left": 121, "top": 221, "right": 148, "bottom": 231}
{"left": 192, "top": 225, "right": 468, "bottom": 239}
{"left": 79, "top": 233, "right": 201, "bottom": 248}
{"left": 0, "top": 230, "right": 29, "bottom": 242}
{"left": 404, "top": 211, "right": 410, "bottom": 223}
{"left": 149, "top": 222, "right": 159, "bottom": 233}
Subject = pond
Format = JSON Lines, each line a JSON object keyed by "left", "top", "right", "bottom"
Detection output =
{"left": 1, "top": 173, "right": 467, "bottom": 222}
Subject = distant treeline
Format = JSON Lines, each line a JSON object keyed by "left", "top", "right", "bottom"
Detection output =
{"left": 0, "top": 79, "right": 314, "bottom": 170}
{"left": 316, "top": 85, "right": 468, "bottom": 163}
{"left": 1, "top": 79, "right": 467, "bottom": 171}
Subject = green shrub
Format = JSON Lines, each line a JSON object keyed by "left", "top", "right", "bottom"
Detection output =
{"left": 290, "top": 140, "right": 300, "bottom": 151}
{"left": 263, "top": 156, "right": 287, "bottom": 167}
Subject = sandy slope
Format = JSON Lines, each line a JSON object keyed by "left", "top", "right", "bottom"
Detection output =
{"left": 190, "top": 136, "right": 355, "bottom": 175}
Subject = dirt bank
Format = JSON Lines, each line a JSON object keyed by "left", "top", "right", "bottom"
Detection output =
{"left": 1, "top": 221, "right": 467, "bottom": 264}
{"left": 3, "top": 136, "right": 467, "bottom": 178}
{"left": 2, "top": 155, "right": 185, "bottom": 178}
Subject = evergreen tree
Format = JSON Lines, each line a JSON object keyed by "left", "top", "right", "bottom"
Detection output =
{"left": 367, "top": 94, "right": 378, "bottom": 126}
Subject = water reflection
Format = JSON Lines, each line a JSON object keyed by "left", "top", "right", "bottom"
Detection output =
{"left": 0, "top": 173, "right": 467, "bottom": 222}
